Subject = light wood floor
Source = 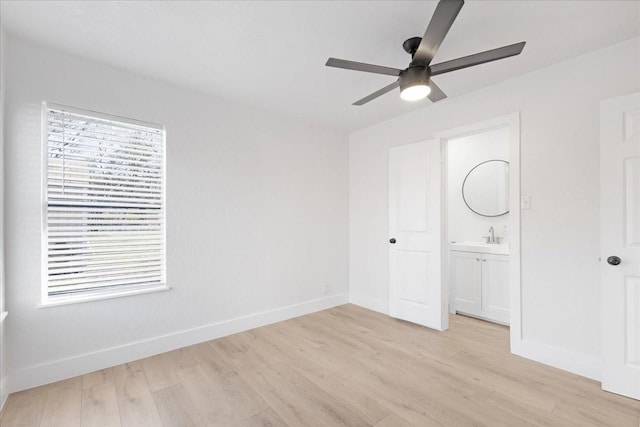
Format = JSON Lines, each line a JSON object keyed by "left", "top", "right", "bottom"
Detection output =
{"left": 1, "top": 304, "right": 639, "bottom": 426}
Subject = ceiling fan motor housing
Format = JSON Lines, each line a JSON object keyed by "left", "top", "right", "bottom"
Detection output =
{"left": 399, "top": 66, "right": 431, "bottom": 92}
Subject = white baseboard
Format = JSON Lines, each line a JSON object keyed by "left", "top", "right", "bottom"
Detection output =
{"left": 7, "top": 293, "right": 602, "bottom": 395}
{"left": 514, "top": 338, "right": 602, "bottom": 381}
{"left": 349, "top": 295, "right": 602, "bottom": 382}
{"left": 349, "top": 293, "right": 388, "bottom": 315}
{"left": 0, "top": 377, "right": 8, "bottom": 413}
{"left": 8, "top": 293, "right": 348, "bottom": 393}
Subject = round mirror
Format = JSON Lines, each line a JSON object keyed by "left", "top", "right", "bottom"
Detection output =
{"left": 462, "top": 160, "right": 509, "bottom": 217}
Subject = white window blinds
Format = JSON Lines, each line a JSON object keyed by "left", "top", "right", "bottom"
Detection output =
{"left": 44, "top": 104, "right": 166, "bottom": 300}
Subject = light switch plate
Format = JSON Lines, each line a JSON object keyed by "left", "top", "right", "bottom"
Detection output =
{"left": 521, "top": 195, "right": 532, "bottom": 210}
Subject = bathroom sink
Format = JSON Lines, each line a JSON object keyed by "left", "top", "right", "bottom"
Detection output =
{"left": 449, "top": 241, "right": 510, "bottom": 255}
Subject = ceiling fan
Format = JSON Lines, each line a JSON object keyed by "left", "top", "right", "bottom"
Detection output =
{"left": 325, "top": 0, "right": 526, "bottom": 105}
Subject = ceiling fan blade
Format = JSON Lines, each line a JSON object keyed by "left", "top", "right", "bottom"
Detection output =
{"left": 353, "top": 80, "right": 400, "bottom": 106}
{"left": 326, "top": 58, "right": 402, "bottom": 77}
{"left": 429, "top": 41, "right": 526, "bottom": 76}
{"left": 428, "top": 80, "right": 447, "bottom": 102}
{"left": 412, "top": 0, "right": 465, "bottom": 66}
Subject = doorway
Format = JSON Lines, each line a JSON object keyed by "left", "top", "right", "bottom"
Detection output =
{"left": 437, "top": 113, "right": 521, "bottom": 351}
{"left": 446, "top": 127, "right": 510, "bottom": 325}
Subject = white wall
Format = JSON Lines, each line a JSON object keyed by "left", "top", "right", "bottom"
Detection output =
{"left": 349, "top": 37, "right": 640, "bottom": 377}
{"left": 4, "top": 34, "right": 349, "bottom": 392}
{"left": 0, "top": 23, "right": 8, "bottom": 410}
{"left": 447, "top": 127, "right": 509, "bottom": 244}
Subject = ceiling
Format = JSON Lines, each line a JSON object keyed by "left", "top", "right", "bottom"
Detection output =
{"left": 1, "top": 1, "right": 639, "bottom": 131}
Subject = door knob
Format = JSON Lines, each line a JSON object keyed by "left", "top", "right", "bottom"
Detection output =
{"left": 607, "top": 256, "right": 621, "bottom": 266}
{"left": 389, "top": 238, "right": 396, "bottom": 244}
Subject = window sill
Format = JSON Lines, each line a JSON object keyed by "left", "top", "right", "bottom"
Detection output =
{"left": 0, "top": 312, "right": 7, "bottom": 324}
{"left": 39, "top": 284, "right": 170, "bottom": 308}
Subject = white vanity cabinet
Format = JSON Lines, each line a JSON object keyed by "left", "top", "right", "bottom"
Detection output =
{"left": 450, "top": 249, "right": 509, "bottom": 325}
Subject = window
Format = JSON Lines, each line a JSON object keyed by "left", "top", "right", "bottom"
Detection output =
{"left": 43, "top": 103, "right": 166, "bottom": 304}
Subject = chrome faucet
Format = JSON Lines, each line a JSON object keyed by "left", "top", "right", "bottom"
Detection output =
{"left": 484, "top": 226, "right": 500, "bottom": 244}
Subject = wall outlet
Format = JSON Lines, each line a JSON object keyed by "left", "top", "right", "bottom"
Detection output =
{"left": 521, "top": 195, "right": 532, "bottom": 210}
{"left": 323, "top": 284, "right": 330, "bottom": 295}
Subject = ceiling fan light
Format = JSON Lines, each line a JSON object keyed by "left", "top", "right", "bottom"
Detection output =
{"left": 399, "top": 66, "right": 431, "bottom": 102}
{"left": 400, "top": 84, "right": 431, "bottom": 101}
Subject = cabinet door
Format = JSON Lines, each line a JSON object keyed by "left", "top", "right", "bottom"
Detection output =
{"left": 481, "top": 253, "right": 510, "bottom": 324}
{"left": 450, "top": 251, "right": 482, "bottom": 316}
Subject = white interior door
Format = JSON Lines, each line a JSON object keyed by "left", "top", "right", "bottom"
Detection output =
{"left": 389, "top": 140, "right": 447, "bottom": 330}
{"left": 601, "top": 92, "right": 640, "bottom": 399}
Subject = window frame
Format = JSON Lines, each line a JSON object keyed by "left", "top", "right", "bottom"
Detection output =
{"left": 40, "top": 102, "right": 168, "bottom": 307}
